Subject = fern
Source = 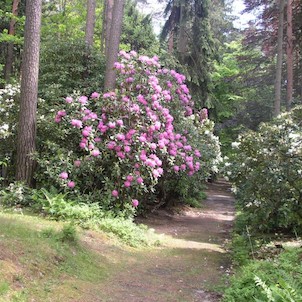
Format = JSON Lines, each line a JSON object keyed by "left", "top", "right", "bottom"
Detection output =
{"left": 254, "top": 276, "right": 302, "bottom": 302}
{"left": 254, "top": 276, "right": 274, "bottom": 302}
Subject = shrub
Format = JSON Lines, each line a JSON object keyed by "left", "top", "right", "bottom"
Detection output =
{"left": 31, "top": 188, "right": 104, "bottom": 222}
{"left": 39, "top": 39, "right": 106, "bottom": 101}
{"left": 0, "top": 182, "right": 32, "bottom": 207}
{"left": 222, "top": 248, "right": 302, "bottom": 302}
{"left": 0, "top": 84, "right": 20, "bottom": 184}
{"left": 222, "top": 106, "right": 302, "bottom": 233}
{"left": 40, "top": 51, "right": 220, "bottom": 215}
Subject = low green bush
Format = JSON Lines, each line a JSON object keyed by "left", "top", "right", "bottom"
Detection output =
{"left": 0, "top": 185, "right": 160, "bottom": 247}
{"left": 0, "top": 182, "right": 32, "bottom": 207}
{"left": 96, "top": 217, "right": 159, "bottom": 247}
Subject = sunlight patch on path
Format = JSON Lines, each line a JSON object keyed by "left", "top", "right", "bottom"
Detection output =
{"left": 163, "top": 237, "right": 226, "bottom": 253}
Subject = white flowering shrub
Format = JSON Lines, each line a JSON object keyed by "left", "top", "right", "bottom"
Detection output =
{"left": 222, "top": 106, "right": 302, "bottom": 232}
{"left": 0, "top": 84, "right": 19, "bottom": 140}
{"left": 0, "top": 84, "right": 20, "bottom": 183}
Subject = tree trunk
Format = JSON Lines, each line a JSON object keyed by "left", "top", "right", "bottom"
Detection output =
{"left": 104, "top": 0, "right": 125, "bottom": 90}
{"left": 4, "top": 0, "right": 20, "bottom": 82}
{"left": 168, "top": 30, "right": 174, "bottom": 53}
{"left": 286, "top": 0, "right": 293, "bottom": 111}
{"left": 274, "top": 0, "right": 285, "bottom": 117}
{"left": 102, "top": 0, "right": 114, "bottom": 57}
{"left": 100, "top": 0, "right": 107, "bottom": 53}
{"left": 178, "top": 3, "right": 187, "bottom": 57}
{"left": 85, "top": 0, "right": 96, "bottom": 47}
{"left": 16, "top": 0, "right": 42, "bottom": 186}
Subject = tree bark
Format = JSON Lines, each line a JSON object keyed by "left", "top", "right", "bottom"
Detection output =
{"left": 16, "top": 0, "right": 42, "bottom": 186}
{"left": 4, "top": 0, "right": 20, "bottom": 82}
{"left": 102, "top": 0, "right": 114, "bottom": 57}
{"left": 274, "top": 0, "right": 285, "bottom": 117}
{"left": 178, "top": 3, "right": 187, "bottom": 56}
{"left": 168, "top": 30, "right": 174, "bottom": 53}
{"left": 85, "top": 0, "right": 96, "bottom": 47}
{"left": 286, "top": 0, "right": 293, "bottom": 111}
{"left": 100, "top": 0, "right": 107, "bottom": 53}
{"left": 104, "top": 0, "right": 125, "bottom": 90}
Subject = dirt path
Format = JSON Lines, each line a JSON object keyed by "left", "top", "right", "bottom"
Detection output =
{"left": 88, "top": 180, "right": 235, "bottom": 302}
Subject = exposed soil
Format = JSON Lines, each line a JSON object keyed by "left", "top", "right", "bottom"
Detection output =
{"left": 89, "top": 179, "right": 235, "bottom": 302}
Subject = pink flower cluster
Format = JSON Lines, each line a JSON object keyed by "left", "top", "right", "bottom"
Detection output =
{"left": 59, "top": 171, "right": 75, "bottom": 189}
{"left": 55, "top": 51, "right": 204, "bottom": 208}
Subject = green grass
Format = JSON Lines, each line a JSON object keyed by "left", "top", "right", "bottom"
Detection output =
{"left": 0, "top": 212, "right": 108, "bottom": 301}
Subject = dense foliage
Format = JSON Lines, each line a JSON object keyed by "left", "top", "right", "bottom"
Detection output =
{"left": 39, "top": 39, "right": 106, "bottom": 101}
{"left": 38, "top": 51, "right": 220, "bottom": 215}
{"left": 223, "top": 247, "right": 302, "bottom": 301}
{"left": 223, "top": 106, "right": 302, "bottom": 233}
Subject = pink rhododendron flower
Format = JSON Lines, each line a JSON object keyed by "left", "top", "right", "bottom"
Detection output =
{"left": 194, "top": 150, "right": 201, "bottom": 157}
{"left": 82, "top": 129, "right": 90, "bottom": 137}
{"left": 90, "top": 92, "right": 100, "bottom": 99}
{"left": 200, "top": 108, "right": 208, "bottom": 121}
{"left": 152, "top": 169, "right": 160, "bottom": 178}
{"left": 74, "top": 160, "right": 81, "bottom": 167}
{"left": 126, "top": 77, "right": 134, "bottom": 83}
{"left": 126, "top": 175, "right": 133, "bottom": 182}
{"left": 107, "top": 141, "right": 116, "bottom": 150}
{"left": 173, "top": 165, "right": 180, "bottom": 172}
{"left": 59, "top": 172, "right": 68, "bottom": 179}
{"left": 57, "top": 110, "right": 66, "bottom": 117}
{"left": 71, "top": 119, "right": 83, "bottom": 128}
{"left": 89, "top": 112, "right": 98, "bottom": 120}
{"left": 116, "top": 119, "right": 124, "bottom": 126}
{"left": 54, "top": 116, "right": 61, "bottom": 123}
{"left": 112, "top": 190, "right": 119, "bottom": 197}
{"left": 91, "top": 149, "right": 100, "bottom": 157}
{"left": 108, "top": 121, "right": 116, "bottom": 129}
{"left": 65, "top": 96, "right": 73, "bottom": 103}
{"left": 157, "top": 167, "right": 163, "bottom": 175}
{"left": 124, "top": 181, "right": 131, "bottom": 188}
{"left": 140, "top": 153, "right": 147, "bottom": 161}
{"left": 116, "top": 133, "right": 125, "bottom": 141}
{"left": 117, "top": 151, "right": 125, "bottom": 159}
{"left": 139, "top": 136, "right": 146, "bottom": 143}
{"left": 124, "top": 145, "right": 131, "bottom": 153}
{"left": 79, "top": 96, "right": 88, "bottom": 105}
{"left": 137, "top": 177, "right": 143, "bottom": 184}
{"left": 132, "top": 199, "right": 139, "bottom": 207}
{"left": 150, "top": 143, "right": 157, "bottom": 150}
{"left": 67, "top": 181, "right": 75, "bottom": 188}
{"left": 79, "top": 142, "right": 86, "bottom": 149}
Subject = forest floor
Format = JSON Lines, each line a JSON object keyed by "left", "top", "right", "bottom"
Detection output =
{"left": 81, "top": 180, "right": 235, "bottom": 302}
{"left": 0, "top": 180, "right": 235, "bottom": 302}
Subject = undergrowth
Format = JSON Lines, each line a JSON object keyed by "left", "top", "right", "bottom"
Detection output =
{"left": 0, "top": 186, "right": 161, "bottom": 247}
{"left": 223, "top": 211, "right": 302, "bottom": 301}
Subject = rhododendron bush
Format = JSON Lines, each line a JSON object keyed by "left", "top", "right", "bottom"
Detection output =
{"left": 39, "top": 51, "right": 221, "bottom": 214}
{"left": 222, "top": 106, "right": 302, "bottom": 233}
